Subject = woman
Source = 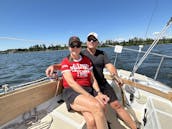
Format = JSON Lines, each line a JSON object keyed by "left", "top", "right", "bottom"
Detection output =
{"left": 60, "top": 36, "right": 109, "bottom": 129}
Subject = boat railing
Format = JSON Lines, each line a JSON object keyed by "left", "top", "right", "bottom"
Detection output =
{"left": 0, "top": 77, "right": 50, "bottom": 95}
{"left": 111, "top": 45, "right": 172, "bottom": 81}
{"left": 123, "top": 47, "right": 172, "bottom": 80}
{"left": 112, "top": 17, "right": 172, "bottom": 83}
{"left": 122, "top": 47, "right": 172, "bottom": 59}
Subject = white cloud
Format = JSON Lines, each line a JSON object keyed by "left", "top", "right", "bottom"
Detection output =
{"left": 153, "top": 31, "right": 172, "bottom": 38}
{"left": 153, "top": 32, "right": 160, "bottom": 36}
{"left": 114, "top": 37, "right": 125, "bottom": 42}
{"left": 0, "top": 36, "right": 50, "bottom": 44}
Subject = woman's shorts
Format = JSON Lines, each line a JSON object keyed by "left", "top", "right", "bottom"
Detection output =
{"left": 63, "top": 86, "right": 94, "bottom": 111}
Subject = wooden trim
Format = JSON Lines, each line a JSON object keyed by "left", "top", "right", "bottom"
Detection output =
{"left": 55, "top": 77, "right": 63, "bottom": 96}
{"left": 122, "top": 78, "right": 172, "bottom": 101}
{"left": 0, "top": 80, "right": 62, "bottom": 125}
{"left": 104, "top": 74, "right": 172, "bottom": 102}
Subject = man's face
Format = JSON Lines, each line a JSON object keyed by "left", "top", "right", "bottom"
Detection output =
{"left": 87, "top": 40, "right": 98, "bottom": 49}
{"left": 87, "top": 36, "right": 99, "bottom": 49}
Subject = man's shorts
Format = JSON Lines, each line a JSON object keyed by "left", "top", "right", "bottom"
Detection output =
{"left": 98, "top": 82, "right": 118, "bottom": 103}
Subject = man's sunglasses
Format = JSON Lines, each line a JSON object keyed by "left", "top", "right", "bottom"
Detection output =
{"left": 88, "top": 37, "right": 98, "bottom": 42}
{"left": 69, "top": 43, "right": 81, "bottom": 48}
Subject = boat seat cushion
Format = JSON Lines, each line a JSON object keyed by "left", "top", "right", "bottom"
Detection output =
{"left": 52, "top": 102, "right": 126, "bottom": 129}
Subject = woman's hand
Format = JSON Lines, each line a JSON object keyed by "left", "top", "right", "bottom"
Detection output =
{"left": 95, "top": 92, "right": 109, "bottom": 105}
{"left": 45, "top": 65, "right": 55, "bottom": 77}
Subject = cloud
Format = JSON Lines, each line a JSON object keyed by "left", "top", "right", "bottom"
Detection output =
{"left": 0, "top": 37, "right": 51, "bottom": 44}
{"left": 114, "top": 37, "right": 125, "bottom": 42}
{"left": 153, "top": 32, "right": 160, "bottom": 36}
{"left": 152, "top": 31, "right": 172, "bottom": 38}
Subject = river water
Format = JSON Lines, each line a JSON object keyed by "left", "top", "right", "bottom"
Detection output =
{"left": 0, "top": 43, "right": 172, "bottom": 88}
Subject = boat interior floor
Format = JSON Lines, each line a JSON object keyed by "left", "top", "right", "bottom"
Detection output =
{"left": 26, "top": 102, "right": 129, "bottom": 129}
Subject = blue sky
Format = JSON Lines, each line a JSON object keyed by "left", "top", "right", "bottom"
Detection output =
{"left": 0, "top": 0, "right": 172, "bottom": 50}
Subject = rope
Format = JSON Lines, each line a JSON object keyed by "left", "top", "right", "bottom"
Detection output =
{"left": 129, "top": 79, "right": 148, "bottom": 104}
{"left": 136, "top": 95, "right": 147, "bottom": 104}
{"left": 28, "top": 114, "right": 53, "bottom": 129}
{"left": 110, "top": 76, "right": 142, "bottom": 128}
{"left": 144, "top": 0, "right": 158, "bottom": 38}
{"left": 2, "top": 106, "right": 54, "bottom": 129}
{"left": 111, "top": 79, "right": 126, "bottom": 106}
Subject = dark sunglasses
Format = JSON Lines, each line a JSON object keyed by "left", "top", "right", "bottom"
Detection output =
{"left": 88, "top": 37, "right": 98, "bottom": 42}
{"left": 69, "top": 43, "right": 81, "bottom": 48}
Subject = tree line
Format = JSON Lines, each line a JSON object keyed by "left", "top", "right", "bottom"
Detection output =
{"left": 101, "top": 37, "right": 172, "bottom": 46}
{"left": 1, "top": 37, "right": 172, "bottom": 54}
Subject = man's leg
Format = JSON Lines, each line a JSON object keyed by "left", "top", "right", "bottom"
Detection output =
{"left": 110, "top": 100, "right": 137, "bottom": 129}
{"left": 100, "top": 82, "right": 136, "bottom": 129}
{"left": 106, "top": 104, "right": 126, "bottom": 129}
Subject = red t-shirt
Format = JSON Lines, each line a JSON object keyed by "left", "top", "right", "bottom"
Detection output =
{"left": 61, "top": 55, "right": 93, "bottom": 88}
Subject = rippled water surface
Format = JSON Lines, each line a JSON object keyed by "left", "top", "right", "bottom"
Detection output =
{"left": 0, "top": 44, "right": 172, "bottom": 87}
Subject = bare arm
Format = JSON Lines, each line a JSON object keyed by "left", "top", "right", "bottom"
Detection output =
{"left": 105, "top": 63, "right": 118, "bottom": 76}
{"left": 91, "top": 71, "right": 101, "bottom": 93}
{"left": 91, "top": 71, "right": 109, "bottom": 104}
{"left": 45, "top": 64, "right": 61, "bottom": 77}
{"left": 105, "top": 63, "right": 123, "bottom": 86}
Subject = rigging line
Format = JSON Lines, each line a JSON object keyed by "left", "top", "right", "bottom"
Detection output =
{"left": 132, "top": 23, "right": 170, "bottom": 74}
{"left": 139, "top": 25, "right": 167, "bottom": 59}
{"left": 131, "top": 17, "right": 172, "bottom": 76}
{"left": 144, "top": 0, "right": 159, "bottom": 39}
{"left": 131, "top": 0, "right": 158, "bottom": 77}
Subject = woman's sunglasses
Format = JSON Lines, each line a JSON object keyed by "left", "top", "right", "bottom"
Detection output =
{"left": 69, "top": 43, "right": 81, "bottom": 48}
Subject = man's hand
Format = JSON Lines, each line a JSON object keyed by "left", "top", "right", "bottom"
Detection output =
{"left": 116, "top": 77, "right": 124, "bottom": 87}
{"left": 112, "top": 75, "right": 124, "bottom": 87}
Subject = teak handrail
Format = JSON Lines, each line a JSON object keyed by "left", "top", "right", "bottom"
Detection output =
{"left": 104, "top": 74, "right": 172, "bottom": 102}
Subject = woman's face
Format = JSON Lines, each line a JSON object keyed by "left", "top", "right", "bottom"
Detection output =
{"left": 69, "top": 42, "right": 82, "bottom": 57}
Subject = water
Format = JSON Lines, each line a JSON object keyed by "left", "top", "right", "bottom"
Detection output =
{"left": 0, "top": 44, "right": 172, "bottom": 88}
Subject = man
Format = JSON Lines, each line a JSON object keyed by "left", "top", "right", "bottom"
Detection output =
{"left": 46, "top": 32, "right": 137, "bottom": 129}
{"left": 81, "top": 32, "right": 137, "bottom": 129}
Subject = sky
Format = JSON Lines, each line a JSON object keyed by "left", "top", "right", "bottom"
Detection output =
{"left": 0, "top": 0, "right": 172, "bottom": 51}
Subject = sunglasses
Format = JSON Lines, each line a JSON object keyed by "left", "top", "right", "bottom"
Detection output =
{"left": 69, "top": 43, "right": 81, "bottom": 48}
{"left": 88, "top": 37, "right": 98, "bottom": 42}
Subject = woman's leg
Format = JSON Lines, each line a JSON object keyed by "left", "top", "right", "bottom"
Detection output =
{"left": 95, "top": 95, "right": 107, "bottom": 113}
{"left": 82, "top": 111, "right": 97, "bottom": 129}
{"left": 71, "top": 95, "right": 108, "bottom": 129}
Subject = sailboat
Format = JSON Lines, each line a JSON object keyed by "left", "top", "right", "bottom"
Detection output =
{"left": 0, "top": 18, "right": 172, "bottom": 129}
